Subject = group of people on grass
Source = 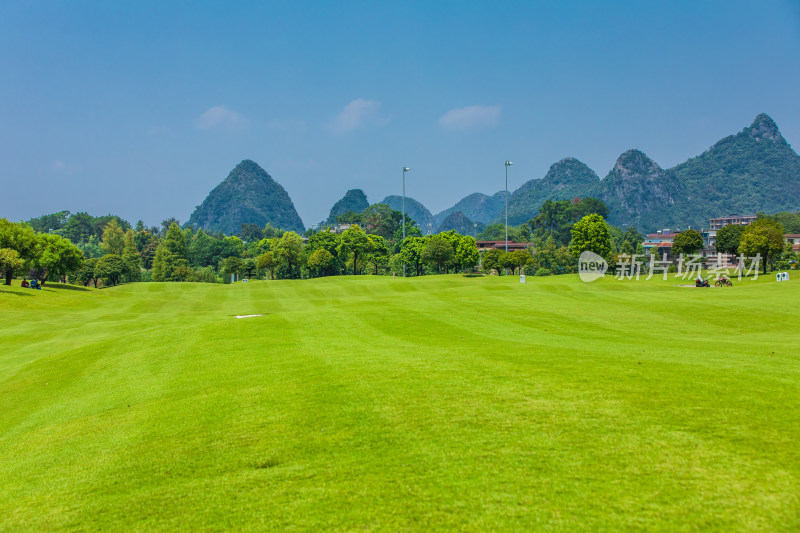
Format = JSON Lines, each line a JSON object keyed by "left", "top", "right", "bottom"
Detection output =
{"left": 20, "top": 279, "right": 41, "bottom": 290}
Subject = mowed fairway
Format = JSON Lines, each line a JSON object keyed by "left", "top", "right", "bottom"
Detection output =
{"left": 1, "top": 274, "right": 799, "bottom": 531}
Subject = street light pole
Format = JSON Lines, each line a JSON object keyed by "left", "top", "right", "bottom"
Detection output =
{"left": 504, "top": 161, "right": 513, "bottom": 253}
{"left": 402, "top": 166, "right": 410, "bottom": 277}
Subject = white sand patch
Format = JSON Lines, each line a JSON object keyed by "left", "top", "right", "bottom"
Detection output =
{"left": 235, "top": 314, "right": 264, "bottom": 318}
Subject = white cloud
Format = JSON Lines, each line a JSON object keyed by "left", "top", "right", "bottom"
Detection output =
{"left": 439, "top": 105, "right": 501, "bottom": 130}
{"left": 328, "top": 98, "right": 387, "bottom": 134}
{"left": 194, "top": 105, "right": 249, "bottom": 131}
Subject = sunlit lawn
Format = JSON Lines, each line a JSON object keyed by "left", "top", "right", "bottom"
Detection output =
{"left": 1, "top": 272, "right": 798, "bottom": 531}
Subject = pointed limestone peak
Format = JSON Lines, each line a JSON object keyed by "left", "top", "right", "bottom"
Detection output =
{"left": 326, "top": 189, "right": 370, "bottom": 223}
{"left": 745, "top": 113, "right": 782, "bottom": 142}
{"left": 542, "top": 157, "right": 600, "bottom": 186}
{"left": 233, "top": 159, "right": 261, "bottom": 172}
{"left": 186, "top": 159, "right": 305, "bottom": 234}
{"left": 613, "top": 149, "right": 663, "bottom": 175}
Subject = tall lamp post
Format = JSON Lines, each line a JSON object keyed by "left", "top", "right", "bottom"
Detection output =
{"left": 504, "top": 161, "right": 513, "bottom": 253}
{"left": 402, "top": 166, "right": 410, "bottom": 277}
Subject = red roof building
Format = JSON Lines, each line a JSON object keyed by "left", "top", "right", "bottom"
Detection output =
{"left": 476, "top": 241, "right": 534, "bottom": 251}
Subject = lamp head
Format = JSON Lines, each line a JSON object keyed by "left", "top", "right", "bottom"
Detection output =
{"left": 403, "top": 167, "right": 410, "bottom": 172}
{"left": 505, "top": 161, "right": 513, "bottom": 166}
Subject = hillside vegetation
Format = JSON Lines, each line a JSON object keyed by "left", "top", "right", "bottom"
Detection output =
{"left": 186, "top": 160, "right": 305, "bottom": 235}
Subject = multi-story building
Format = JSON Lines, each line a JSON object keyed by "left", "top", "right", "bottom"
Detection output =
{"left": 476, "top": 240, "right": 535, "bottom": 252}
{"left": 642, "top": 230, "right": 678, "bottom": 257}
{"left": 707, "top": 214, "right": 757, "bottom": 231}
{"left": 703, "top": 215, "right": 756, "bottom": 249}
{"left": 785, "top": 234, "right": 800, "bottom": 252}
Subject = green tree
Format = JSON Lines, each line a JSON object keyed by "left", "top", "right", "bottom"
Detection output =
{"left": 360, "top": 204, "right": 409, "bottom": 240}
{"left": 94, "top": 215, "right": 131, "bottom": 237}
{"left": 257, "top": 251, "right": 276, "bottom": 280}
{"left": 100, "top": 219, "right": 126, "bottom": 256}
{"left": 570, "top": 214, "right": 613, "bottom": 260}
{"left": 260, "top": 223, "right": 283, "bottom": 239}
{"left": 499, "top": 251, "right": 516, "bottom": 274}
{"left": 274, "top": 231, "right": 304, "bottom": 279}
{"left": 365, "top": 235, "right": 390, "bottom": 275}
{"left": 528, "top": 237, "right": 577, "bottom": 276}
{"left": 398, "top": 236, "right": 425, "bottom": 276}
{"left": 772, "top": 211, "right": 800, "bottom": 234}
{"left": 29, "top": 233, "right": 84, "bottom": 284}
{"left": 152, "top": 223, "right": 190, "bottom": 281}
{"left": 26, "top": 210, "right": 71, "bottom": 233}
{"left": 219, "top": 256, "right": 244, "bottom": 281}
{"left": 455, "top": 235, "right": 480, "bottom": 272}
{"left": 75, "top": 257, "right": 101, "bottom": 287}
{"left": 672, "top": 229, "right": 704, "bottom": 256}
{"left": 0, "top": 219, "right": 39, "bottom": 284}
{"left": 307, "top": 249, "right": 334, "bottom": 277}
{"left": 529, "top": 200, "right": 573, "bottom": 245}
{"left": 0, "top": 248, "right": 23, "bottom": 285}
{"left": 393, "top": 224, "right": 422, "bottom": 253}
{"left": 134, "top": 230, "right": 159, "bottom": 268}
{"left": 478, "top": 223, "right": 531, "bottom": 243}
{"left": 421, "top": 235, "right": 455, "bottom": 274}
{"left": 570, "top": 197, "right": 609, "bottom": 220}
{"left": 238, "top": 223, "right": 264, "bottom": 243}
{"left": 336, "top": 225, "right": 372, "bottom": 276}
{"left": 95, "top": 254, "right": 126, "bottom": 286}
{"left": 738, "top": 218, "right": 785, "bottom": 274}
{"left": 188, "top": 229, "right": 221, "bottom": 267}
{"left": 482, "top": 248, "right": 504, "bottom": 274}
{"left": 218, "top": 235, "right": 245, "bottom": 260}
{"left": 163, "top": 223, "right": 188, "bottom": 258}
{"left": 715, "top": 224, "right": 745, "bottom": 255}
{"left": 336, "top": 211, "right": 362, "bottom": 224}
{"left": 122, "top": 230, "right": 141, "bottom": 282}
{"left": 61, "top": 212, "right": 94, "bottom": 244}
{"left": 506, "top": 249, "right": 532, "bottom": 274}
{"left": 306, "top": 231, "right": 340, "bottom": 274}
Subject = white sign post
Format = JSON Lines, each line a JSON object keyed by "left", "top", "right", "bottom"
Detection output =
{"left": 520, "top": 274, "right": 526, "bottom": 284}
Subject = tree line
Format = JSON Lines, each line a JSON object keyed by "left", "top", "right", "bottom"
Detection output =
{"left": 4, "top": 203, "right": 796, "bottom": 288}
{"left": 0, "top": 205, "right": 483, "bottom": 287}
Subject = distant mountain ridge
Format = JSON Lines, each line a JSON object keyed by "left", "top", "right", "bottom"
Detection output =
{"left": 473, "top": 113, "right": 800, "bottom": 230}
{"left": 326, "top": 189, "right": 369, "bottom": 224}
{"left": 188, "top": 114, "right": 799, "bottom": 236}
{"left": 437, "top": 211, "right": 479, "bottom": 236}
{"left": 591, "top": 149, "right": 684, "bottom": 229}
{"left": 186, "top": 160, "right": 305, "bottom": 234}
{"left": 380, "top": 195, "right": 434, "bottom": 231}
{"left": 503, "top": 157, "right": 601, "bottom": 225}
{"left": 432, "top": 191, "right": 505, "bottom": 230}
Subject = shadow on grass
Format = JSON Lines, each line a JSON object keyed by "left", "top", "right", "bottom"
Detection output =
{"left": 0, "top": 289, "right": 34, "bottom": 296}
{"left": 462, "top": 273, "right": 484, "bottom": 278}
{"left": 46, "top": 283, "right": 90, "bottom": 292}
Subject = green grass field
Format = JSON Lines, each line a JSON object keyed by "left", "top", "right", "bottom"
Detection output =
{"left": 1, "top": 273, "right": 798, "bottom": 531}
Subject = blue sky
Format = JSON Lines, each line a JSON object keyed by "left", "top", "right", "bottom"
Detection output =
{"left": 1, "top": 1, "right": 799, "bottom": 228}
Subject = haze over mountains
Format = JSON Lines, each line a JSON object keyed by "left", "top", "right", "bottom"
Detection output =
{"left": 188, "top": 114, "right": 800, "bottom": 235}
